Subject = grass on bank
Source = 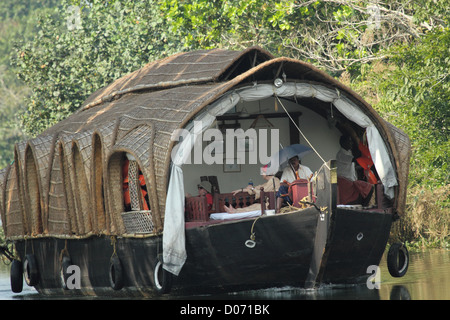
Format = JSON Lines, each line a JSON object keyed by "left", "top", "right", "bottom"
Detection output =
{"left": 390, "top": 184, "right": 450, "bottom": 250}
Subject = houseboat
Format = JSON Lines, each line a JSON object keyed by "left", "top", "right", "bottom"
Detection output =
{"left": 0, "top": 47, "right": 411, "bottom": 296}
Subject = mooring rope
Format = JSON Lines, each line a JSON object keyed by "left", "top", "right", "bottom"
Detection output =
{"left": 110, "top": 236, "right": 118, "bottom": 258}
{"left": 245, "top": 216, "right": 262, "bottom": 249}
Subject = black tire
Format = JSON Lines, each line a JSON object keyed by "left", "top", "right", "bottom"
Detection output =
{"left": 60, "top": 255, "right": 72, "bottom": 290}
{"left": 109, "top": 256, "right": 124, "bottom": 290}
{"left": 387, "top": 242, "right": 409, "bottom": 277}
{"left": 10, "top": 259, "right": 23, "bottom": 293}
{"left": 153, "top": 259, "right": 172, "bottom": 294}
{"left": 23, "top": 254, "right": 39, "bottom": 286}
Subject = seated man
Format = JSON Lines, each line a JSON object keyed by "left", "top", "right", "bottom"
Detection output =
{"left": 336, "top": 135, "right": 374, "bottom": 206}
{"left": 276, "top": 156, "right": 313, "bottom": 211}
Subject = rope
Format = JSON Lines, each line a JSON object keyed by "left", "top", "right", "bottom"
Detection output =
{"left": 245, "top": 216, "right": 262, "bottom": 248}
{"left": 110, "top": 236, "right": 118, "bottom": 258}
{"left": 250, "top": 216, "right": 261, "bottom": 240}
{"left": 59, "top": 239, "right": 69, "bottom": 262}
{"left": 275, "top": 95, "right": 330, "bottom": 170}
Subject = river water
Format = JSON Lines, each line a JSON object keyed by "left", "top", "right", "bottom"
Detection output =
{"left": 0, "top": 249, "right": 448, "bottom": 300}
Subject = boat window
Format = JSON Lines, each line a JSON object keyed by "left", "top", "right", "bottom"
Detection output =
{"left": 122, "top": 157, "right": 150, "bottom": 212}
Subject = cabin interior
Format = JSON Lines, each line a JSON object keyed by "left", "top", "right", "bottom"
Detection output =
{"left": 172, "top": 90, "right": 390, "bottom": 223}
{"left": 182, "top": 96, "right": 342, "bottom": 196}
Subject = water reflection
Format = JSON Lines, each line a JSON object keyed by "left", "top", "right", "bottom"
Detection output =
{"left": 0, "top": 261, "right": 37, "bottom": 300}
{"left": 0, "top": 249, "right": 448, "bottom": 300}
{"left": 378, "top": 249, "right": 449, "bottom": 300}
{"left": 228, "top": 284, "right": 401, "bottom": 300}
{"left": 388, "top": 286, "right": 411, "bottom": 300}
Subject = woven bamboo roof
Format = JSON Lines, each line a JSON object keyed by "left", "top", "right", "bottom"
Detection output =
{"left": 0, "top": 46, "right": 410, "bottom": 238}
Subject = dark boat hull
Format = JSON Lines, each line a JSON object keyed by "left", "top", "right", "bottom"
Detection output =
{"left": 12, "top": 206, "right": 392, "bottom": 297}
{"left": 13, "top": 208, "right": 318, "bottom": 296}
{"left": 179, "top": 207, "right": 319, "bottom": 293}
{"left": 319, "top": 208, "right": 393, "bottom": 284}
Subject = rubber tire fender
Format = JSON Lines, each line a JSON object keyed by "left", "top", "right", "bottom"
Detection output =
{"left": 60, "top": 255, "right": 72, "bottom": 290}
{"left": 387, "top": 242, "right": 409, "bottom": 277}
{"left": 109, "top": 256, "right": 124, "bottom": 290}
{"left": 23, "top": 254, "right": 39, "bottom": 286}
{"left": 10, "top": 259, "right": 23, "bottom": 293}
{"left": 153, "top": 259, "right": 173, "bottom": 294}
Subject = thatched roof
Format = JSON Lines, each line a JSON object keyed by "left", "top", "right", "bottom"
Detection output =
{"left": 0, "top": 46, "right": 410, "bottom": 239}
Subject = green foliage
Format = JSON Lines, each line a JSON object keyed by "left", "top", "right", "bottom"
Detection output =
{"left": 390, "top": 184, "right": 449, "bottom": 249}
{"left": 352, "top": 28, "right": 450, "bottom": 187}
{"left": 11, "top": 0, "right": 182, "bottom": 136}
{"left": 160, "top": 0, "right": 423, "bottom": 74}
{"left": 410, "top": 0, "right": 450, "bottom": 26}
{"left": 0, "top": 66, "right": 28, "bottom": 168}
{"left": 160, "top": 0, "right": 298, "bottom": 52}
{"left": 0, "top": 0, "right": 58, "bottom": 167}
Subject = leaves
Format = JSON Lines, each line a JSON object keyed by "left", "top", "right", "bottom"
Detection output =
{"left": 161, "top": 0, "right": 298, "bottom": 51}
{"left": 352, "top": 28, "right": 450, "bottom": 187}
{"left": 11, "top": 0, "right": 181, "bottom": 136}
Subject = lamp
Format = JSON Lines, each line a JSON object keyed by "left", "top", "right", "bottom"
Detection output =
{"left": 274, "top": 78, "right": 283, "bottom": 88}
{"left": 250, "top": 115, "right": 274, "bottom": 128}
{"left": 239, "top": 106, "right": 250, "bottom": 117}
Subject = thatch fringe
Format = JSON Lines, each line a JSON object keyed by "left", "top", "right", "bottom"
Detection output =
{"left": 0, "top": 166, "right": 11, "bottom": 235}
{"left": 47, "top": 142, "right": 71, "bottom": 235}
{"left": 4, "top": 164, "right": 25, "bottom": 237}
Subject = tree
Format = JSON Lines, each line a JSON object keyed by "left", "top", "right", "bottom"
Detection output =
{"left": 161, "top": 0, "right": 449, "bottom": 74}
{"left": 160, "top": 0, "right": 293, "bottom": 50}
{"left": 11, "top": 0, "right": 182, "bottom": 136}
{"left": 350, "top": 28, "right": 450, "bottom": 187}
{"left": 0, "top": 65, "right": 28, "bottom": 168}
{"left": 0, "top": 0, "right": 60, "bottom": 167}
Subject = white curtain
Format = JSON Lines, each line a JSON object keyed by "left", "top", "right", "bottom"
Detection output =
{"left": 163, "top": 82, "right": 398, "bottom": 275}
{"left": 162, "top": 164, "right": 186, "bottom": 275}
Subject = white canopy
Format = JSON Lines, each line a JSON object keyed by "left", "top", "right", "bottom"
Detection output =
{"left": 162, "top": 82, "right": 398, "bottom": 276}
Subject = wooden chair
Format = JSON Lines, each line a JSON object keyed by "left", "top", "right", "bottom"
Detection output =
{"left": 213, "top": 192, "right": 257, "bottom": 212}
{"left": 259, "top": 188, "right": 276, "bottom": 214}
{"left": 185, "top": 195, "right": 209, "bottom": 222}
{"left": 289, "top": 179, "right": 314, "bottom": 208}
{"left": 186, "top": 189, "right": 277, "bottom": 222}
{"left": 214, "top": 189, "right": 277, "bottom": 214}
